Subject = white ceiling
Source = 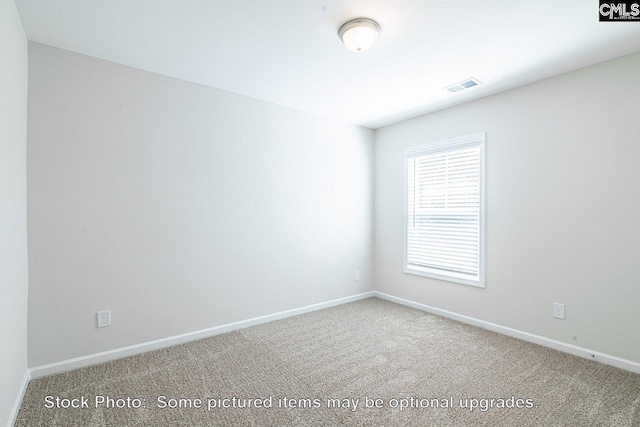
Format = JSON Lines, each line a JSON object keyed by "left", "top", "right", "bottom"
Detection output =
{"left": 15, "top": 0, "right": 640, "bottom": 129}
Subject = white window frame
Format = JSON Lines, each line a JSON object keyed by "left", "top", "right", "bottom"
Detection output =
{"left": 403, "top": 133, "right": 486, "bottom": 288}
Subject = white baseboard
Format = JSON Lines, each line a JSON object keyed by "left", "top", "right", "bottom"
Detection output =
{"left": 30, "top": 291, "right": 375, "bottom": 379}
{"left": 7, "top": 369, "right": 31, "bottom": 427}
{"left": 28, "top": 290, "right": 640, "bottom": 380}
{"left": 373, "top": 291, "right": 640, "bottom": 375}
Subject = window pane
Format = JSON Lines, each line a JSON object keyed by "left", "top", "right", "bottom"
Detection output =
{"left": 405, "top": 134, "right": 484, "bottom": 287}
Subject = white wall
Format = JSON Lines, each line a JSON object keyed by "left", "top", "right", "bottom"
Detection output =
{"left": 27, "top": 43, "right": 374, "bottom": 367}
{"left": 0, "top": 0, "right": 29, "bottom": 424}
{"left": 374, "top": 52, "right": 640, "bottom": 364}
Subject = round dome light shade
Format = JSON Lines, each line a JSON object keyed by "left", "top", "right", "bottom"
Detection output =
{"left": 338, "top": 18, "right": 381, "bottom": 52}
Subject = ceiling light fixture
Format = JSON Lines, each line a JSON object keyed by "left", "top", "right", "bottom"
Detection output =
{"left": 338, "top": 18, "right": 381, "bottom": 53}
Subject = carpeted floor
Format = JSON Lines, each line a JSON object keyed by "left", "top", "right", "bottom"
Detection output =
{"left": 16, "top": 297, "right": 640, "bottom": 426}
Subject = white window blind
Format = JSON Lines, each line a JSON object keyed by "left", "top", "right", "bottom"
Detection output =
{"left": 404, "top": 133, "right": 485, "bottom": 287}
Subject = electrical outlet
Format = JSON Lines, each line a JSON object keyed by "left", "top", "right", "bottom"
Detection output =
{"left": 97, "top": 310, "right": 111, "bottom": 328}
{"left": 552, "top": 303, "right": 565, "bottom": 319}
{"left": 354, "top": 270, "right": 360, "bottom": 281}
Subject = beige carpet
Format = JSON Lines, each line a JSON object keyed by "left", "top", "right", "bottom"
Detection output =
{"left": 16, "top": 298, "right": 640, "bottom": 426}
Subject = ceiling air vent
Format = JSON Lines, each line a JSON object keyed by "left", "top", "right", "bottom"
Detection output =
{"left": 445, "top": 78, "right": 482, "bottom": 93}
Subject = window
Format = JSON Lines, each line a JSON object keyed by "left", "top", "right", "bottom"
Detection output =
{"left": 404, "top": 133, "right": 485, "bottom": 288}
